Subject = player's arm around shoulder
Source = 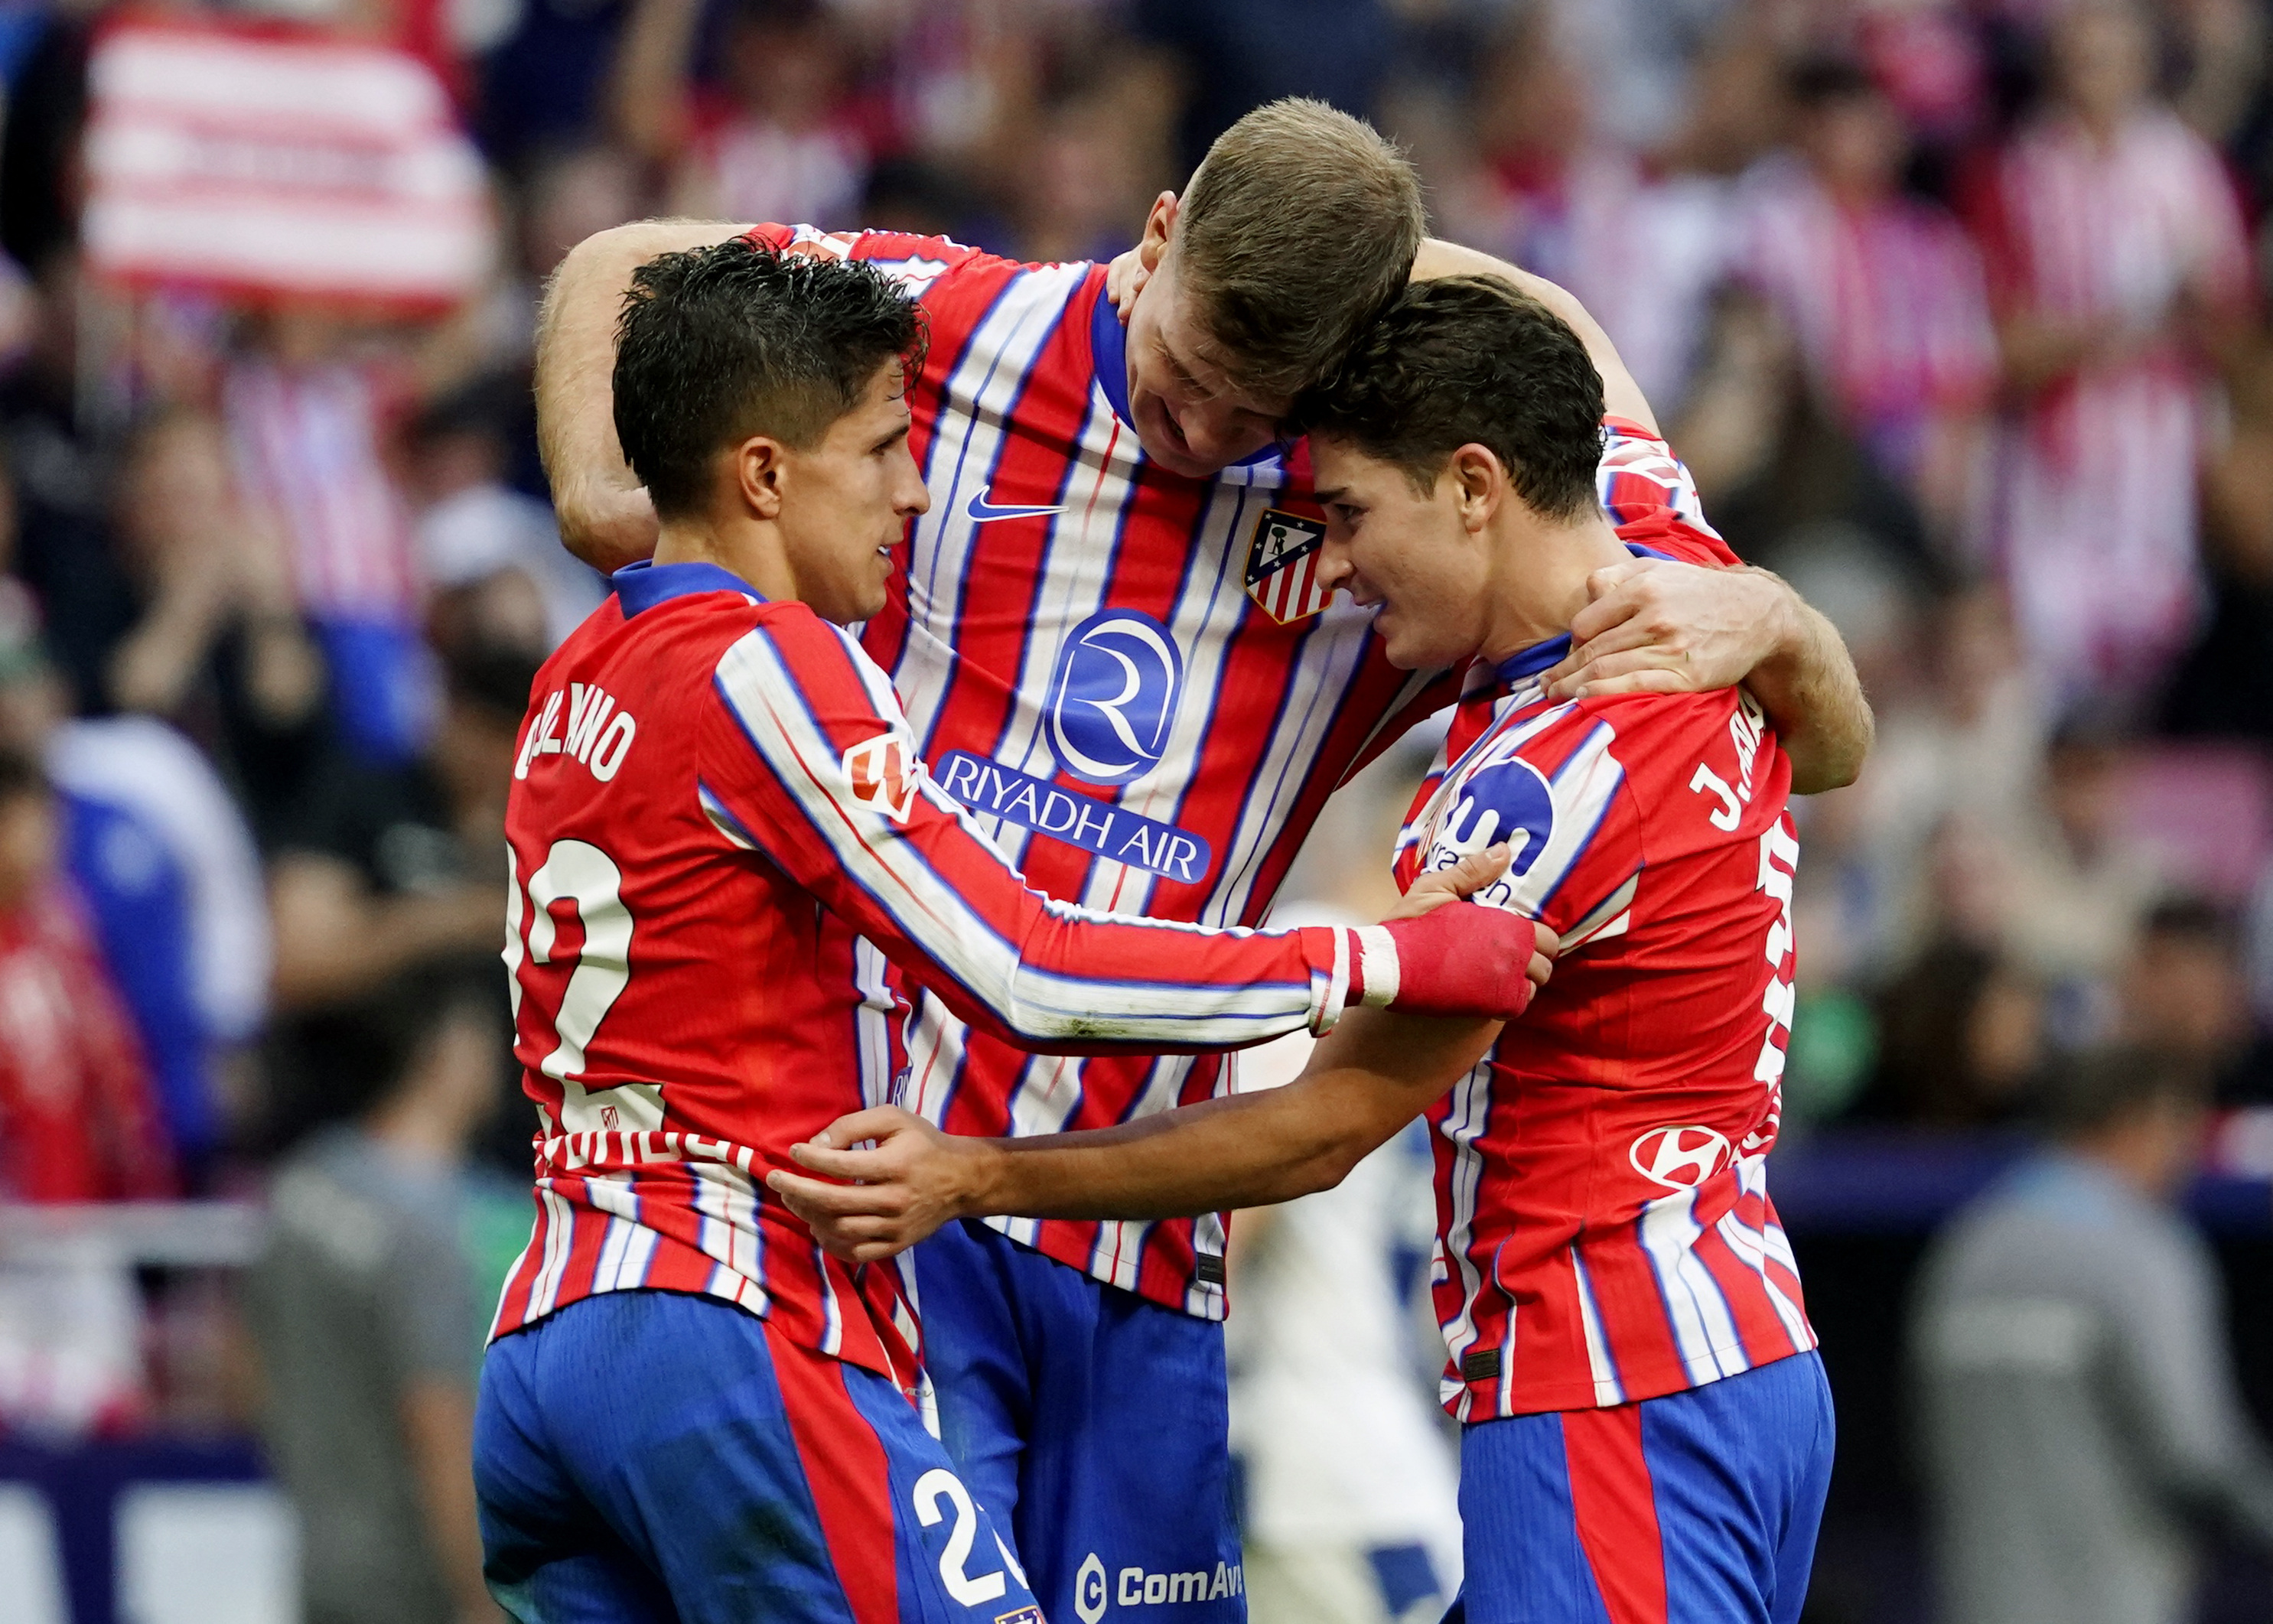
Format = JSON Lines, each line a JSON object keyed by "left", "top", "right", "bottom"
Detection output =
{"left": 1540, "top": 559, "right": 1873, "bottom": 795}
{"left": 765, "top": 854, "right": 1559, "bottom": 1263}
{"left": 1408, "top": 242, "right": 1874, "bottom": 792}
{"left": 696, "top": 599, "right": 923, "bottom": 846}
{"left": 539, "top": 218, "right": 757, "bottom": 573}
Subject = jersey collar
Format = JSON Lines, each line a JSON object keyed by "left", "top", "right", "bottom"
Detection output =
{"left": 1092, "top": 278, "right": 1136, "bottom": 428}
{"left": 1493, "top": 635, "right": 1572, "bottom": 689}
{"left": 1486, "top": 540, "right": 1679, "bottom": 692}
{"left": 612, "top": 559, "right": 764, "bottom": 617}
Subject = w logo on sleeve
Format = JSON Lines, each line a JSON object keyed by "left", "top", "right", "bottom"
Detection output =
{"left": 843, "top": 734, "right": 918, "bottom": 823}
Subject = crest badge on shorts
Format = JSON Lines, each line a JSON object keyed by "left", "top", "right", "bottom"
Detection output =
{"left": 1244, "top": 508, "right": 1331, "bottom": 624}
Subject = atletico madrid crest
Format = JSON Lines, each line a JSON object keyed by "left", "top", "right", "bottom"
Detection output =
{"left": 1244, "top": 508, "right": 1330, "bottom": 625}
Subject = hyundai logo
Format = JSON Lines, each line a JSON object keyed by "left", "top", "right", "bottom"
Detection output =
{"left": 1047, "top": 610, "right": 1183, "bottom": 786}
{"left": 1628, "top": 1125, "right": 1732, "bottom": 1191}
{"left": 1428, "top": 757, "right": 1557, "bottom": 894}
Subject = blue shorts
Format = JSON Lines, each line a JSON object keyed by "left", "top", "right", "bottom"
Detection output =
{"left": 1447, "top": 1352, "right": 1834, "bottom": 1624}
{"left": 917, "top": 1220, "right": 1245, "bottom": 1622}
{"left": 473, "top": 1290, "right": 1043, "bottom": 1624}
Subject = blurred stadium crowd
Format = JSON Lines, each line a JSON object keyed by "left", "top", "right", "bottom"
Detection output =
{"left": 0, "top": 0, "right": 2267, "bottom": 1621}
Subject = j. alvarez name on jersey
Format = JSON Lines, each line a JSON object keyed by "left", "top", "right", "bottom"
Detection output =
{"left": 1392, "top": 488, "right": 1815, "bottom": 1424}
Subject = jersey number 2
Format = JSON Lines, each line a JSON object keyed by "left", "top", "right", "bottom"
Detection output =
{"left": 504, "top": 840, "right": 633, "bottom": 1081}
{"left": 913, "top": 1468, "right": 1028, "bottom": 1608}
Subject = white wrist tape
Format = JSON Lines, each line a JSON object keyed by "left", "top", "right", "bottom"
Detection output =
{"left": 1354, "top": 925, "right": 1401, "bottom": 1008}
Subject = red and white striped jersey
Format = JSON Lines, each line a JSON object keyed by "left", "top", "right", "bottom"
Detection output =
{"left": 1393, "top": 444, "right": 1816, "bottom": 1421}
{"left": 490, "top": 561, "right": 1382, "bottom": 1385}
{"left": 1961, "top": 109, "right": 2251, "bottom": 695}
{"left": 1734, "top": 152, "right": 1997, "bottom": 486}
{"left": 223, "top": 360, "right": 422, "bottom": 622}
{"left": 747, "top": 223, "right": 1457, "bottom": 1318}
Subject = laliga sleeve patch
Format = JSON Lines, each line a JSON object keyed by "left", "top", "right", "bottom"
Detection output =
{"left": 842, "top": 733, "right": 918, "bottom": 823}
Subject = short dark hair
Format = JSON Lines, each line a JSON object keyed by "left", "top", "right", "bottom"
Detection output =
{"left": 0, "top": 746, "right": 50, "bottom": 805}
{"left": 2042, "top": 1043, "right": 2209, "bottom": 1139}
{"left": 1291, "top": 275, "right": 1607, "bottom": 520}
{"left": 1788, "top": 55, "right": 1881, "bottom": 109}
{"left": 2139, "top": 894, "right": 2238, "bottom": 955}
{"left": 445, "top": 643, "right": 542, "bottom": 728}
{"left": 1175, "top": 99, "right": 1426, "bottom": 401}
{"left": 613, "top": 238, "right": 927, "bottom": 519}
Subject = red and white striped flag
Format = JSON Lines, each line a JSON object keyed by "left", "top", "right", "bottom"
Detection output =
{"left": 80, "top": 18, "right": 491, "bottom": 311}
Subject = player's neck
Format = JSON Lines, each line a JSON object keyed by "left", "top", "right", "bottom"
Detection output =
{"left": 1477, "top": 506, "right": 1631, "bottom": 669}
{"left": 653, "top": 517, "right": 798, "bottom": 604}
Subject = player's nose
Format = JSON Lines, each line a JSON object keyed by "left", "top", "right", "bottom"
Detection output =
{"left": 1174, "top": 402, "right": 1251, "bottom": 464}
{"left": 893, "top": 450, "right": 931, "bottom": 516}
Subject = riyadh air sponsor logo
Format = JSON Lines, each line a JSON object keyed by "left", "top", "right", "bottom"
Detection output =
{"left": 934, "top": 752, "right": 1211, "bottom": 882}
{"left": 842, "top": 733, "right": 918, "bottom": 823}
{"left": 1047, "top": 610, "right": 1184, "bottom": 786}
{"left": 1629, "top": 1124, "right": 1732, "bottom": 1191}
{"left": 966, "top": 487, "right": 1066, "bottom": 523}
{"left": 1426, "top": 755, "right": 1556, "bottom": 907}
{"left": 1074, "top": 1551, "right": 1245, "bottom": 1619}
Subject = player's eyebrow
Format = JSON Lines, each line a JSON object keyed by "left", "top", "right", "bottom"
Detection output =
{"left": 1156, "top": 334, "right": 1220, "bottom": 399}
{"left": 1312, "top": 484, "right": 1348, "bottom": 504}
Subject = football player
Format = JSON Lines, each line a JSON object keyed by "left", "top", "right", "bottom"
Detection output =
{"left": 773, "top": 277, "right": 1836, "bottom": 1624}
{"left": 535, "top": 96, "right": 1868, "bottom": 1622}
{"left": 474, "top": 244, "right": 1550, "bottom": 1622}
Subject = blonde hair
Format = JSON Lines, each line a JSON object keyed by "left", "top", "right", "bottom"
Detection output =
{"left": 1174, "top": 99, "right": 1427, "bottom": 400}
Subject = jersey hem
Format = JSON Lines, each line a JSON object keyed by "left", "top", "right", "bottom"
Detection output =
{"left": 978, "top": 1216, "right": 1229, "bottom": 1322}
{"left": 1449, "top": 1336, "right": 1819, "bottom": 1421}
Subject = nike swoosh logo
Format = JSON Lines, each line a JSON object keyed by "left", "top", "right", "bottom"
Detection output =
{"left": 966, "top": 489, "right": 1067, "bottom": 523}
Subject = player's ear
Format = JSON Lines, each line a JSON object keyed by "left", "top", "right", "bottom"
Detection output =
{"left": 1138, "top": 192, "right": 1179, "bottom": 269}
{"left": 733, "top": 434, "right": 787, "bottom": 521}
{"left": 1451, "top": 444, "right": 1503, "bottom": 533}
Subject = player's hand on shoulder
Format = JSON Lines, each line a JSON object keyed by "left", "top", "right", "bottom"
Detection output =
{"left": 1389, "top": 841, "right": 1509, "bottom": 918}
{"left": 766, "top": 1107, "right": 988, "bottom": 1262}
{"left": 1105, "top": 248, "right": 1148, "bottom": 318}
{"left": 1545, "top": 558, "right": 1793, "bottom": 701}
{"left": 1372, "top": 859, "right": 1557, "bottom": 1021}
{"left": 1389, "top": 843, "right": 1557, "bottom": 989}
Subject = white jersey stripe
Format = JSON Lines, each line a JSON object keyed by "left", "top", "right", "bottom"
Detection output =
{"left": 896, "top": 264, "right": 1092, "bottom": 753}
{"left": 1571, "top": 1251, "right": 1627, "bottom": 1408}
{"left": 529, "top": 1185, "right": 576, "bottom": 1318}
{"left": 1639, "top": 1189, "right": 1750, "bottom": 1385}
{"left": 710, "top": 630, "right": 1340, "bottom": 1043}
{"left": 1434, "top": 1059, "right": 1496, "bottom": 1422}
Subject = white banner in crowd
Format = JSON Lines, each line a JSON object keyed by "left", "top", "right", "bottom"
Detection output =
{"left": 80, "top": 21, "right": 491, "bottom": 309}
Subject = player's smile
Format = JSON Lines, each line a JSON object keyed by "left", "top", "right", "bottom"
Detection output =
{"left": 1343, "top": 571, "right": 1389, "bottom": 622}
